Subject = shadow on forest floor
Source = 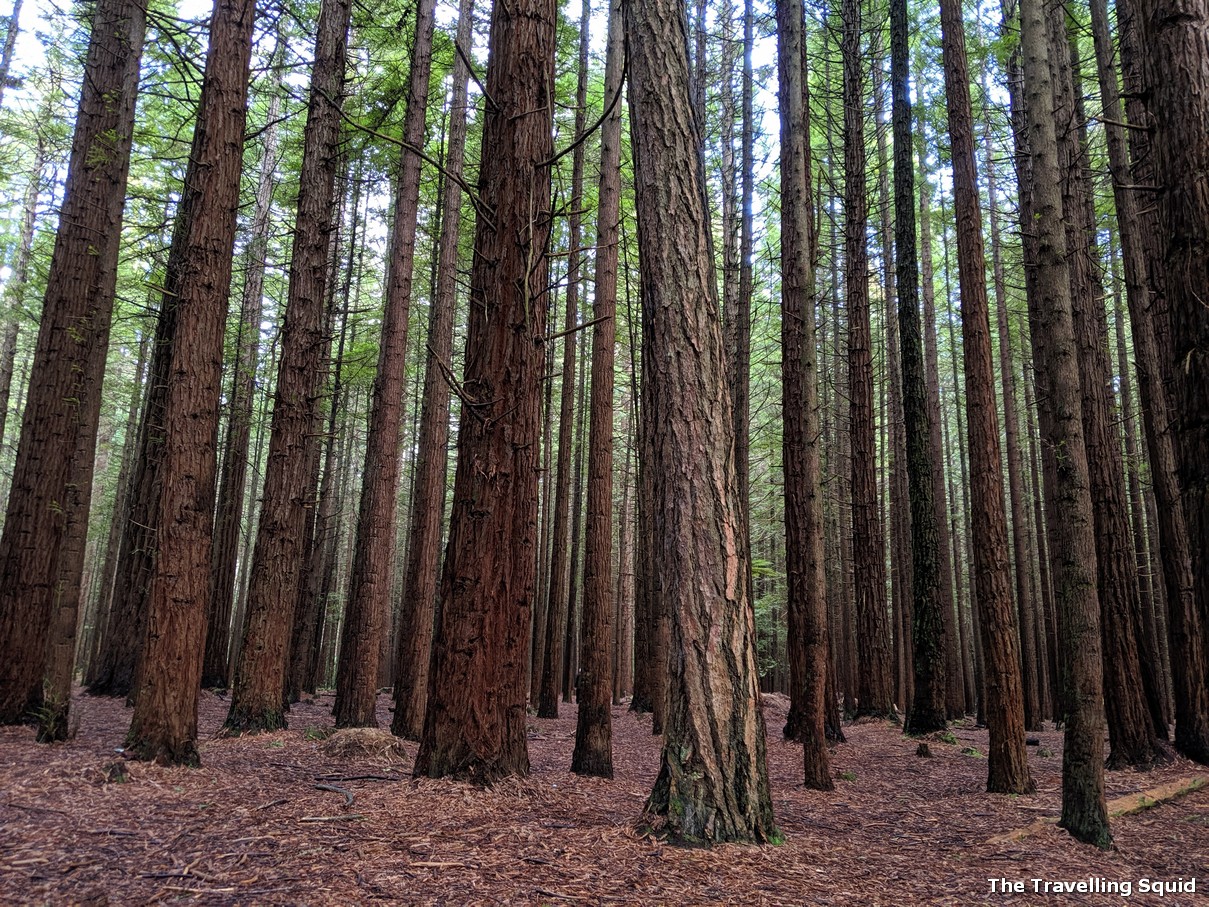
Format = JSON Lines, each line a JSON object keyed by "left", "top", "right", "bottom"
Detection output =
{"left": 0, "top": 688, "right": 1205, "bottom": 905}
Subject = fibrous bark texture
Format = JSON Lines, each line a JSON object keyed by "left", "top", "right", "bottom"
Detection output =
{"left": 391, "top": 0, "right": 474, "bottom": 741}
{"left": 0, "top": 0, "right": 145, "bottom": 724}
{"left": 939, "top": 0, "right": 1033, "bottom": 793}
{"left": 126, "top": 0, "right": 256, "bottom": 766}
{"left": 1017, "top": 0, "right": 1111, "bottom": 847}
{"left": 893, "top": 0, "right": 947, "bottom": 737}
{"left": 777, "top": 0, "right": 833, "bottom": 791}
{"left": 225, "top": 0, "right": 350, "bottom": 734}
{"left": 333, "top": 0, "right": 434, "bottom": 730}
{"left": 571, "top": 0, "right": 623, "bottom": 781}
{"left": 414, "top": 0, "right": 556, "bottom": 783}
{"left": 627, "top": 0, "right": 779, "bottom": 845}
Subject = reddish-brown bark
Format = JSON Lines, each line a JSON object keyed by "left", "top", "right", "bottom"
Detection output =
{"left": 414, "top": 0, "right": 556, "bottom": 782}
{"left": 0, "top": 0, "right": 145, "bottom": 724}
{"left": 126, "top": 0, "right": 256, "bottom": 765}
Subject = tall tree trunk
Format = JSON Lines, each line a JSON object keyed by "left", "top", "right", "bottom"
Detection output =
{"left": 1137, "top": 0, "right": 1209, "bottom": 765}
{"left": 391, "top": 0, "right": 474, "bottom": 740}
{"left": 0, "top": 0, "right": 145, "bottom": 724}
{"left": 727, "top": 0, "right": 755, "bottom": 619}
{"left": 562, "top": 350, "right": 589, "bottom": 702}
{"left": 843, "top": 0, "right": 893, "bottom": 719}
{"left": 415, "top": 0, "right": 556, "bottom": 782}
{"left": 627, "top": 0, "right": 778, "bottom": 844}
{"left": 939, "top": 0, "right": 1033, "bottom": 792}
{"left": 1045, "top": 2, "right": 1164, "bottom": 768}
{"left": 1091, "top": 0, "right": 1209, "bottom": 764}
{"left": 538, "top": 0, "right": 591, "bottom": 721}
{"left": 224, "top": 0, "right": 350, "bottom": 733}
{"left": 918, "top": 175, "right": 963, "bottom": 718}
{"left": 332, "top": 0, "right": 433, "bottom": 729}
{"left": 778, "top": 0, "right": 834, "bottom": 790}
{"left": 893, "top": 0, "right": 946, "bottom": 736}
{"left": 572, "top": 0, "right": 623, "bottom": 778}
{"left": 203, "top": 52, "right": 282, "bottom": 690}
{"left": 125, "top": 0, "right": 255, "bottom": 765}
{"left": 983, "top": 86, "right": 1041, "bottom": 733}
{"left": 1017, "top": 0, "right": 1111, "bottom": 846}
{"left": 289, "top": 166, "right": 359, "bottom": 703}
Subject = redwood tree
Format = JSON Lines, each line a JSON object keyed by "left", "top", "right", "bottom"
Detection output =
{"left": 224, "top": 0, "right": 351, "bottom": 733}
{"left": 333, "top": 0, "right": 435, "bottom": 730}
{"left": 843, "top": 0, "right": 894, "bottom": 719}
{"left": 571, "top": 0, "right": 624, "bottom": 779}
{"left": 391, "top": 0, "right": 475, "bottom": 741}
{"left": 1137, "top": 0, "right": 1209, "bottom": 765}
{"left": 1017, "top": 0, "right": 1110, "bottom": 846}
{"left": 0, "top": 0, "right": 145, "bottom": 724}
{"left": 126, "top": 0, "right": 257, "bottom": 765}
{"left": 627, "top": 0, "right": 779, "bottom": 844}
{"left": 778, "top": 0, "right": 833, "bottom": 790}
{"left": 893, "top": 0, "right": 947, "bottom": 736}
{"left": 414, "top": 0, "right": 557, "bottom": 782}
{"left": 939, "top": 0, "right": 1033, "bottom": 793}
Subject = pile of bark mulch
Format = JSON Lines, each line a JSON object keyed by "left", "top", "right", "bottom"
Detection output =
{"left": 1, "top": 689, "right": 1205, "bottom": 905}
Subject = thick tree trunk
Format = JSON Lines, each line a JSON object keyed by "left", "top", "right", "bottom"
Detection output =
{"left": 627, "top": 0, "right": 779, "bottom": 844}
{"left": 1092, "top": 0, "right": 1209, "bottom": 764}
{"left": 0, "top": 0, "right": 145, "bottom": 724}
{"left": 1045, "top": 2, "right": 1163, "bottom": 768}
{"left": 1016, "top": 0, "right": 1111, "bottom": 846}
{"left": 414, "top": 0, "right": 556, "bottom": 782}
{"left": 777, "top": 0, "right": 833, "bottom": 790}
{"left": 1137, "top": 0, "right": 1209, "bottom": 765}
{"left": 126, "top": 0, "right": 255, "bottom": 765}
{"left": 571, "top": 0, "right": 623, "bottom": 779}
{"left": 939, "top": 0, "right": 1033, "bottom": 792}
{"left": 224, "top": 0, "right": 350, "bottom": 733}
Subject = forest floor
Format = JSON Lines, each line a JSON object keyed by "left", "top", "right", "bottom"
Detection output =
{"left": 1, "top": 689, "right": 1206, "bottom": 906}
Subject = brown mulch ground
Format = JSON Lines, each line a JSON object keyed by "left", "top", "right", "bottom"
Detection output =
{"left": 1, "top": 689, "right": 1206, "bottom": 905}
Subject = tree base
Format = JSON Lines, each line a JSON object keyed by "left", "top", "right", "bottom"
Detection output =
{"left": 126, "top": 734, "right": 201, "bottom": 768}
{"left": 222, "top": 705, "right": 287, "bottom": 737}
{"left": 903, "top": 709, "right": 947, "bottom": 736}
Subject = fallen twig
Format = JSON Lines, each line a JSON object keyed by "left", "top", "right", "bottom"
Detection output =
{"left": 315, "top": 783, "right": 354, "bottom": 808}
